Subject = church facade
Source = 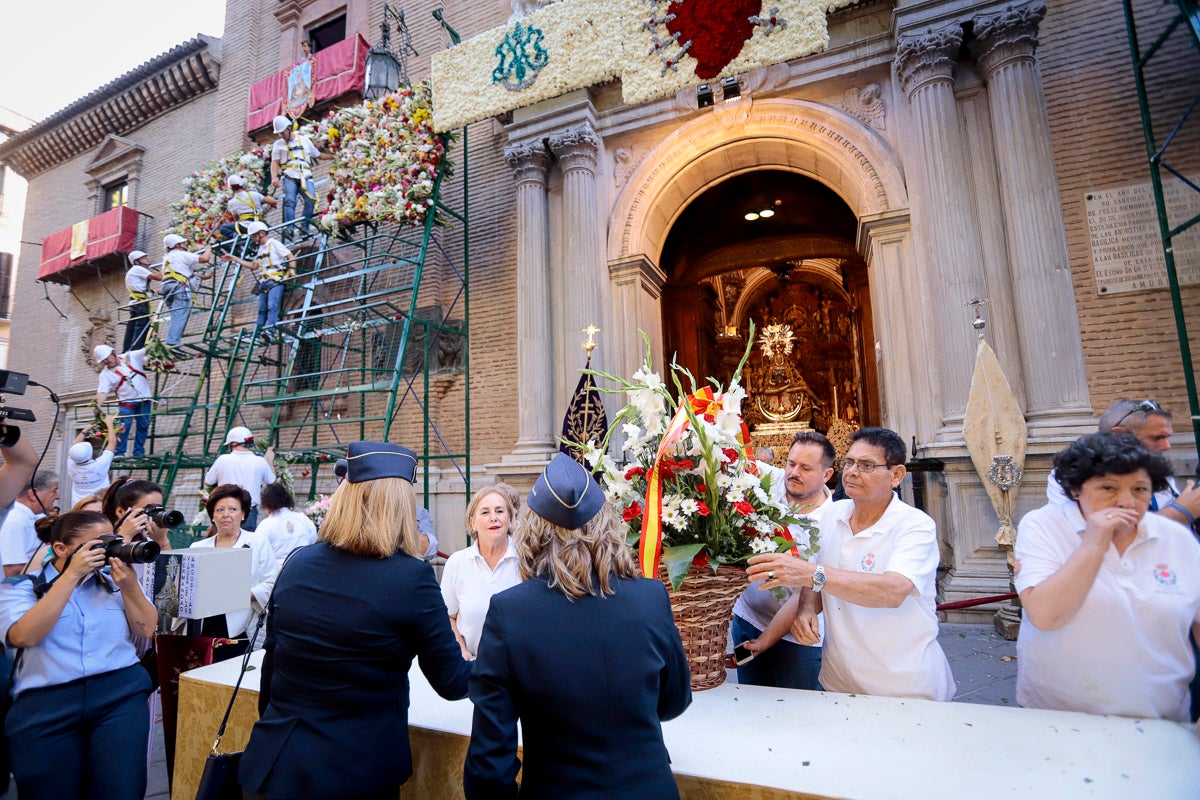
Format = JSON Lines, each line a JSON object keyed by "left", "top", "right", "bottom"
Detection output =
{"left": 1, "top": 0, "right": 1196, "bottom": 614}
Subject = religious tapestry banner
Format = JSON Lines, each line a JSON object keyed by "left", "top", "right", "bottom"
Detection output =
{"left": 431, "top": 0, "right": 856, "bottom": 132}
{"left": 246, "top": 35, "right": 369, "bottom": 132}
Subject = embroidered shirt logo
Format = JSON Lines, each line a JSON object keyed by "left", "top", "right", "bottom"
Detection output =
{"left": 1153, "top": 563, "right": 1177, "bottom": 586}
{"left": 860, "top": 552, "right": 877, "bottom": 572}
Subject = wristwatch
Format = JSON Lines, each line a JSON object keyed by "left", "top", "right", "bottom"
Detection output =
{"left": 811, "top": 564, "right": 826, "bottom": 593}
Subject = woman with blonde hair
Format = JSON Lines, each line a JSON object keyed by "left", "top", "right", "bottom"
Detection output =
{"left": 464, "top": 453, "right": 691, "bottom": 799}
{"left": 241, "top": 441, "right": 469, "bottom": 800}
{"left": 440, "top": 485, "right": 520, "bottom": 659}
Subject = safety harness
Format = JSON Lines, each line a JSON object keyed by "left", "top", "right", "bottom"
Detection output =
{"left": 233, "top": 190, "right": 263, "bottom": 222}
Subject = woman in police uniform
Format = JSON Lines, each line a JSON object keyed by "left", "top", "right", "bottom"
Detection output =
{"left": 0, "top": 510, "right": 159, "bottom": 800}
{"left": 240, "top": 441, "right": 470, "bottom": 800}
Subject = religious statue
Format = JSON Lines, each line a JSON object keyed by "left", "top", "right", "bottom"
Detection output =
{"left": 754, "top": 323, "right": 822, "bottom": 423}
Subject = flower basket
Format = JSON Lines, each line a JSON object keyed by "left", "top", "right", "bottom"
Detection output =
{"left": 661, "top": 562, "right": 746, "bottom": 691}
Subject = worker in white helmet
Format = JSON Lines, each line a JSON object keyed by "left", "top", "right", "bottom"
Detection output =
{"left": 123, "top": 250, "right": 161, "bottom": 352}
{"left": 93, "top": 344, "right": 154, "bottom": 456}
{"left": 66, "top": 413, "right": 118, "bottom": 506}
{"left": 218, "top": 173, "right": 278, "bottom": 242}
{"left": 204, "top": 426, "right": 276, "bottom": 530}
{"left": 269, "top": 114, "right": 323, "bottom": 241}
{"left": 220, "top": 220, "right": 296, "bottom": 342}
{"left": 160, "top": 233, "right": 212, "bottom": 346}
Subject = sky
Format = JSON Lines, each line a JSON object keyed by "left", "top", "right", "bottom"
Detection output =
{"left": 0, "top": 0, "right": 226, "bottom": 126}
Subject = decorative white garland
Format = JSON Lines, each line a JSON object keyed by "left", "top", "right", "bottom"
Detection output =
{"left": 431, "top": 0, "right": 857, "bottom": 132}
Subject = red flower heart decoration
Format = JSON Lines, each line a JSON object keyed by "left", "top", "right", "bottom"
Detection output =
{"left": 665, "top": 0, "right": 763, "bottom": 79}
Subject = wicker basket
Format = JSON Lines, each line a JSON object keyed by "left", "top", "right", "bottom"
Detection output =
{"left": 659, "top": 563, "right": 746, "bottom": 691}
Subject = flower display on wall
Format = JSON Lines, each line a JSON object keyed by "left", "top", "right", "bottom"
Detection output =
{"left": 312, "top": 82, "right": 447, "bottom": 230}
{"left": 575, "top": 326, "right": 817, "bottom": 590}
{"left": 166, "top": 149, "right": 269, "bottom": 246}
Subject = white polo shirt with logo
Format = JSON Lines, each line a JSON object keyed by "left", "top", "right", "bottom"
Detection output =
{"left": 1015, "top": 501, "right": 1200, "bottom": 721}
{"left": 816, "top": 495, "right": 955, "bottom": 701}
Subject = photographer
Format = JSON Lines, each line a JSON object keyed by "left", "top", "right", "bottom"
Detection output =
{"left": 101, "top": 477, "right": 175, "bottom": 553}
{"left": 0, "top": 511, "right": 157, "bottom": 799}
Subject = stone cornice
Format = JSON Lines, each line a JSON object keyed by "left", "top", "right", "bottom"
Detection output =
{"left": 895, "top": 23, "right": 963, "bottom": 97}
{"left": 504, "top": 142, "right": 552, "bottom": 186}
{"left": 0, "top": 36, "right": 220, "bottom": 179}
{"left": 974, "top": 0, "right": 1046, "bottom": 77}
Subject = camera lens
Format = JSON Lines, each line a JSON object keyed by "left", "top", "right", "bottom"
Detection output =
{"left": 103, "top": 536, "right": 161, "bottom": 564}
{"left": 145, "top": 505, "right": 185, "bottom": 529}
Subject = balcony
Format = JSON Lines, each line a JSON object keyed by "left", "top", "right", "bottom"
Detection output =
{"left": 38, "top": 206, "right": 146, "bottom": 284}
{"left": 247, "top": 35, "right": 369, "bottom": 133}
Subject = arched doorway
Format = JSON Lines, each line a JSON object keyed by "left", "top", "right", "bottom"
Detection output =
{"left": 660, "top": 169, "right": 879, "bottom": 443}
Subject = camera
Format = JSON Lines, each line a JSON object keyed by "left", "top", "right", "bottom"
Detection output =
{"left": 142, "top": 504, "right": 185, "bottom": 529}
{"left": 94, "top": 533, "right": 161, "bottom": 564}
{"left": 0, "top": 369, "right": 35, "bottom": 448}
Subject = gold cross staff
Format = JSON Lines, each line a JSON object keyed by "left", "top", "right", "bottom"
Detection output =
{"left": 582, "top": 324, "right": 601, "bottom": 354}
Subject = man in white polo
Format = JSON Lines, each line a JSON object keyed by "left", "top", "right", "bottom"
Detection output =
{"left": 748, "top": 426, "right": 954, "bottom": 701}
{"left": 94, "top": 344, "right": 153, "bottom": 456}
{"left": 1, "top": 470, "right": 59, "bottom": 576}
{"left": 204, "top": 426, "right": 275, "bottom": 531}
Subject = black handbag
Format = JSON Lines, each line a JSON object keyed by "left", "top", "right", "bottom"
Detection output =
{"left": 195, "top": 611, "right": 265, "bottom": 800}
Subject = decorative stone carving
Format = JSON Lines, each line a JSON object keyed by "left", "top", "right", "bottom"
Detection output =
{"left": 974, "top": 0, "right": 1046, "bottom": 75}
{"left": 509, "top": 0, "right": 561, "bottom": 22}
{"left": 82, "top": 312, "right": 116, "bottom": 370}
{"left": 612, "top": 146, "right": 646, "bottom": 188}
{"left": 548, "top": 123, "right": 600, "bottom": 172}
{"left": 839, "top": 84, "right": 886, "bottom": 131}
{"left": 895, "top": 24, "right": 963, "bottom": 97}
{"left": 504, "top": 142, "right": 551, "bottom": 186}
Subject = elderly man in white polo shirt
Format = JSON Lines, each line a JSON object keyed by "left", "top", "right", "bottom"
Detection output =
{"left": 749, "top": 426, "right": 954, "bottom": 701}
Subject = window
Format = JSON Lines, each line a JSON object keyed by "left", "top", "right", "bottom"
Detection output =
{"left": 308, "top": 14, "right": 346, "bottom": 52}
{"left": 104, "top": 181, "right": 129, "bottom": 210}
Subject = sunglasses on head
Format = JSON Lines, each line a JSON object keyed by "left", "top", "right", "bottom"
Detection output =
{"left": 1113, "top": 399, "right": 1161, "bottom": 429}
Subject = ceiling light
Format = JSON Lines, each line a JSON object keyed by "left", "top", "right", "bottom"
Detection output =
{"left": 759, "top": 209, "right": 775, "bottom": 218}
{"left": 721, "top": 76, "right": 742, "bottom": 101}
{"left": 697, "top": 84, "right": 715, "bottom": 108}
{"left": 744, "top": 212, "right": 759, "bottom": 221}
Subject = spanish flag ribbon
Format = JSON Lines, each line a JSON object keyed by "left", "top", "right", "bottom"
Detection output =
{"left": 639, "top": 387, "right": 753, "bottom": 578}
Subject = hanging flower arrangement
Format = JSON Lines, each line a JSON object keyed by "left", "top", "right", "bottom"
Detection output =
{"left": 166, "top": 148, "right": 270, "bottom": 246}
{"left": 303, "top": 495, "right": 334, "bottom": 528}
{"left": 312, "top": 81, "right": 447, "bottom": 230}
{"left": 144, "top": 337, "right": 177, "bottom": 373}
{"left": 575, "top": 324, "right": 817, "bottom": 590}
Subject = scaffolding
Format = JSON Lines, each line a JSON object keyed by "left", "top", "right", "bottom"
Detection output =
{"left": 104, "top": 133, "right": 470, "bottom": 509}
{"left": 1122, "top": 0, "right": 1200, "bottom": 450}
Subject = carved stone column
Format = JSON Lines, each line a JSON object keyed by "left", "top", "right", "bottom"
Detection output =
{"left": 504, "top": 142, "right": 556, "bottom": 456}
{"left": 975, "top": 0, "right": 1092, "bottom": 432}
{"left": 896, "top": 25, "right": 994, "bottom": 437}
{"left": 549, "top": 123, "right": 606, "bottom": 415}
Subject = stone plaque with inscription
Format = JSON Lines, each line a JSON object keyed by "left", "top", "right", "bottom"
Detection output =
{"left": 1085, "top": 177, "right": 1200, "bottom": 295}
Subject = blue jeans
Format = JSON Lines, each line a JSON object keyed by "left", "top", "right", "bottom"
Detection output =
{"left": 161, "top": 280, "right": 190, "bottom": 345}
{"left": 245, "top": 506, "right": 259, "bottom": 531}
{"left": 6, "top": 664, "right": 151, "bottom": 800}
{"left": 257, "top": 280, "right": 285, "bottom": 331}
{"left": 282, "top": 175, "right": 316, "bottom": 238}
{"left": 731, "top": 614, "right": 822, "bottom": 691}
{"left": 116, "top": 399, "right": 151, "bottom": 456}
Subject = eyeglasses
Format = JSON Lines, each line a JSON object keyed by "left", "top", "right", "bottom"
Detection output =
{"left": 838, "top": 457, "right": 894, "bottom": 474}
{"left": 1113, "top": 399, "right": 1162, "bottom": 429}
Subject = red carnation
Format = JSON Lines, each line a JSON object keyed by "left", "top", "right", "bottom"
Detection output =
{"left": 722, "top": 448, "right": 739, "bottom": 463}
{"left": 697, "top": 483, "right": 707, "bottom": 493}
{"left": 624, "top": 466, "right": 645, "bottom": 480}
{"left": 622, "top": 502, "right": 643, "bottom": 523}
{"left": 733, "top": 500, "right": 754, "bottom": 516}
{"left": 696, "top": 501, "right": 711, "bottom": 517}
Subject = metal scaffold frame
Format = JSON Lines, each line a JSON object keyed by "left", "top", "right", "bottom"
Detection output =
{"left": 1122, "top": 0, "right": 1200, "bottom": 450}
{"left": 107, "top": 131, "right": 471, "bottom": 510}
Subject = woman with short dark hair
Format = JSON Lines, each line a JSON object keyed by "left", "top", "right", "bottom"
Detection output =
{"left": 464, "top": 453, "right": 691, "bottom": 799}
{"left": 1016, "top": 431, "right": 1200, "bottom": 720}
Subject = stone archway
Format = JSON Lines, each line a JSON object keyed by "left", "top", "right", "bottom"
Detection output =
{"left": 606, "top": 98, "right": 931, "bottom": 440}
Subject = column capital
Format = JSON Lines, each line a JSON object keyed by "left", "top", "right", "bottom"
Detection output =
{"left": 974, "top": 0, "right": 1046, "bottom": 78}
{"left": 895, "top": 24, "right": 963, "bottom": 97}
{"left": 504, "top": 142, "right": 551, "bottom": 187}
{"left": 549, "top": 122, "right": 600, "bottom": 173}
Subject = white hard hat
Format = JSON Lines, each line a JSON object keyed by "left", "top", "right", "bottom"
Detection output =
{"left": 243, "top": 220, "right": 268, "bottom": 236}
{"left": 163, "top": 233, "right": 186, "bottom": 250}
{"left": 69, "top": 441, "right": 95, "bottom": 465}
{"left": 272, "top": 115, "right": 292, "bottom": 134}
{"left": 93, "top": 344, "right": 115, "bottom": 362}
{"left": 225, "top": 426, "right": 254, "bottom": 446}
{"left": 228, "top": 173, "right": 246, "bottom": 187}
{"left": 128, "top": 250, "right": 148, "bottom": 264}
